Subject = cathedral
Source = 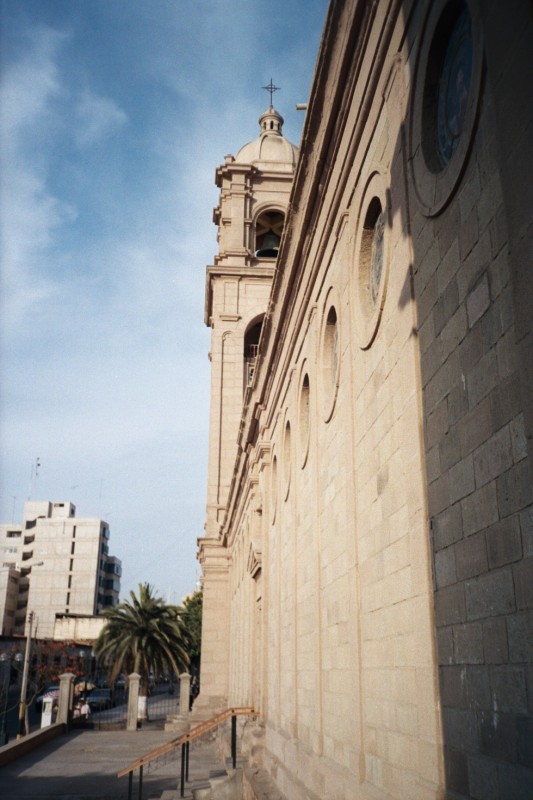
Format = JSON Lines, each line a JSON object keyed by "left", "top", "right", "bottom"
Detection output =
{"left": 197, "top": 1, "right": 533, "bottom": 798}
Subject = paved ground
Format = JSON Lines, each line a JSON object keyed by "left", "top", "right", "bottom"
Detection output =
{"left": 0, "top": 728, "right": 222, "bottom": 800}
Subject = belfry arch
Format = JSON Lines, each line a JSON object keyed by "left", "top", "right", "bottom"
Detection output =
{"left": 254, "top": 210, "right": 285, "bottom": 258}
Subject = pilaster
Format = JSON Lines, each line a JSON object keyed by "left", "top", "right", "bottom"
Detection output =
{"left": 196, "top": 537, "right": 231, "bottom": 710}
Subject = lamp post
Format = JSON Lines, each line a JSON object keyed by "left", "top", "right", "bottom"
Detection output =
{"left": 0, "top": 652, "right": 9, "bottom": 746}
{"left": 17, "top": 610, "right": 34, "bottom": 739}
{"left": 14, "top": 652, "right": 22, "bottom": 734}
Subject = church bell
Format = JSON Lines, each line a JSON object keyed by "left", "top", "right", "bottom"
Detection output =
{"left": 255, "top": 229, "right": 280, "bottom": 258}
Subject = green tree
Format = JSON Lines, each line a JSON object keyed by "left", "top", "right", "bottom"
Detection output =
{"left": 94, "top": 583, "right": 190, "bottom": 718}
{"left": 181, "top": 589, "right": 202, "bottom": 675}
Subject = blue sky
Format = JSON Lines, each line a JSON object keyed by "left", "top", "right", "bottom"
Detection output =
{"left": 0, "top": 0, "right": 326, "bottom": 603}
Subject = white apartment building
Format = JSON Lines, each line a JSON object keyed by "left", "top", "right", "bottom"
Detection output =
{"left": 0, "top": 500, "right": 121, "bottom": 638}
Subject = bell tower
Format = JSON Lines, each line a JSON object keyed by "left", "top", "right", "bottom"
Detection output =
{"left": 203, "top": 104, "right": 297, "bottom": 541}
{"left": 197, "top": 103, "right": 298, "bottom": 710}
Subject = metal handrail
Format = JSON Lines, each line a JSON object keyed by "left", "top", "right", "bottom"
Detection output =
{"left": 118, "top": 706, "right": 257, "bottom": 799}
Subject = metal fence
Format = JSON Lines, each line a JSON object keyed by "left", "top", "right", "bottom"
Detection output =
{"left": 143, "top": 684, "right": 182, "bottom": 725}
{"left": 71, "top": 683, "right": 182, "bottom": 731}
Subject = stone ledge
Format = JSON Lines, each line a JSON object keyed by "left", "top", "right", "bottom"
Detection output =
{"left": 0, "top": 723, "right": 66, "bottom": 768}
{"left": 243, "top": 765, "right": 284, "bottom": 800}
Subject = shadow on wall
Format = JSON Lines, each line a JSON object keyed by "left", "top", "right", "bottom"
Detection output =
{"left": 391, "top": 0, "right": 533, "bottom": 796}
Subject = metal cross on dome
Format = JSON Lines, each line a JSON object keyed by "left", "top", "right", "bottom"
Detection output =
{"left": 262, "top": 79, "right": 280, "bottom": 106}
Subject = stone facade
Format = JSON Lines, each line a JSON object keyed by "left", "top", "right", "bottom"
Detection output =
{"left": 198, "top": 1, "right": 533, "bottom": 798}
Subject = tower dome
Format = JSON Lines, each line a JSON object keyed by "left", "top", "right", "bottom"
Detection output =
{"left": 235, "top": 106, "right": 298, "bottom": 170}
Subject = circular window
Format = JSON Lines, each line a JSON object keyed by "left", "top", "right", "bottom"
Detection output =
{"left": 298, "top": 372, "right": 310, "bottom": 468}
{"left": 435, "top": 6, "right": 473, "bottom": 167}
{"left": 353, "top": 172, "right": 390, "bottom": 349}
{"left": 410, "top": 0, "right": 483, "bottom": 216}
{"left": 283, "top": 420, "right": 292, "bottom": 500}
{"left": 271, "top": 454, "right": 278, "bottom": 524}
{"left": 320, "top": 297, "right": 340, "bottom": 422}
{"left": 361, "top": 198, "right": 386, "bottom": 311}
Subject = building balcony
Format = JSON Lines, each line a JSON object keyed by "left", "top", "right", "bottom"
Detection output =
{"left": 244, "top": 357, "right": 257, "bottom": 387}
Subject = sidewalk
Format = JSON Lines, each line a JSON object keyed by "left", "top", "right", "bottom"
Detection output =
{"left": 0, "top": 728, "right": 221, "bottom": 799}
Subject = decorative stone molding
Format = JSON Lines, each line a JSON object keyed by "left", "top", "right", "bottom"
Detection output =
{"left": 247, "top": 539, "right": 262, "bottom": 578}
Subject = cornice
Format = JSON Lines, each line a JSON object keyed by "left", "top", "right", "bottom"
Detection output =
{"left": 206, "top": 265, "right": 275, "bottom": 280}
{"left": 215, "top": 0, "right": 404, "bottom": 497}
{"left": 255, "top": 0, "right": 402, "bottom": 431}
{"left": 197, "top": 536, "right": 229, "bottom": 571}
{"left": 204, "top": 265, "right": 275, "bottom": 325}
{"left": 215, "top": 161, "right": 254, "bottom": 187}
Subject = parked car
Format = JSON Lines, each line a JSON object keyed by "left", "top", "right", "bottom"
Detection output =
{"left": 35, "top": 685, "right": 59, "bottom": 712}
{"left": 87, "top": 689, "right": 114, "bottom": 711}
{"left": 115, "top": 675, "right": 126, "bottom": 689}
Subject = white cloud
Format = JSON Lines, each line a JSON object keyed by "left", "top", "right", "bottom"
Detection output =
{"left": 74, "top": 90, "right": 128, "bottom": 147}
{"left": 0, "top": 26, "right": 65, "bottom": 140}
{"left": 0, "top": 29, "right": 127, "bottom": 334}
{"left": 0, "top": 26, "right": 76, "bottom": 320}
{"left": 1, "top": 168, "right": 72, "bottom": 291}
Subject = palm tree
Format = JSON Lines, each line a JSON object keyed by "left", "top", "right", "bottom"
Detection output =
{"left": 94, "top": 583, "right": 190, "bottom": 719}
{"left": 181, "top": 589, "right": 202, "bottom": 676}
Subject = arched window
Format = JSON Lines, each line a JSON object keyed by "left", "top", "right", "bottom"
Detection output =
{"left": 244, "top": 318, "right": 263, "bottom": 388}
{"left": 320, "top": 297, "right": 341, "bottom": 422}
{"left": 299, "top": 371, "right": 310, "bottom": 467}
{"left": 255, "top": 210, "right": 285, "bottom": 258}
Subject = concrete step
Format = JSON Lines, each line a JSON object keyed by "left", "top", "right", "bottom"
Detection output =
{"left": 148, "top": 741, "right": 227, "bottom": 800}
{"left": 191, "top": 787, "right": 211, "bottom": 800}
{"left": 224, "top": 755, "right": 246, "bottom": 771}
{"left": 208, "top": 766, "right": 243, "bottom": 800}
{"left": 164, "top": 718, "right": 190, "bottom": 733}
{"left": 148, "top": 765, "right": 244, "bottom": 800}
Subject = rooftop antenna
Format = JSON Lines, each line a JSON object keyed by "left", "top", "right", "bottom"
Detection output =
{"left": 28, "top": 457, "right": 41, "bottom": 500}
{"left": 262, "top": 78, "right": 280, "bottom": 107}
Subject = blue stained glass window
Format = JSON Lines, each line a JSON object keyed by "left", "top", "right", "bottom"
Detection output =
{"left": 436, "top": 5, "right": 473, "bottom": 166}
